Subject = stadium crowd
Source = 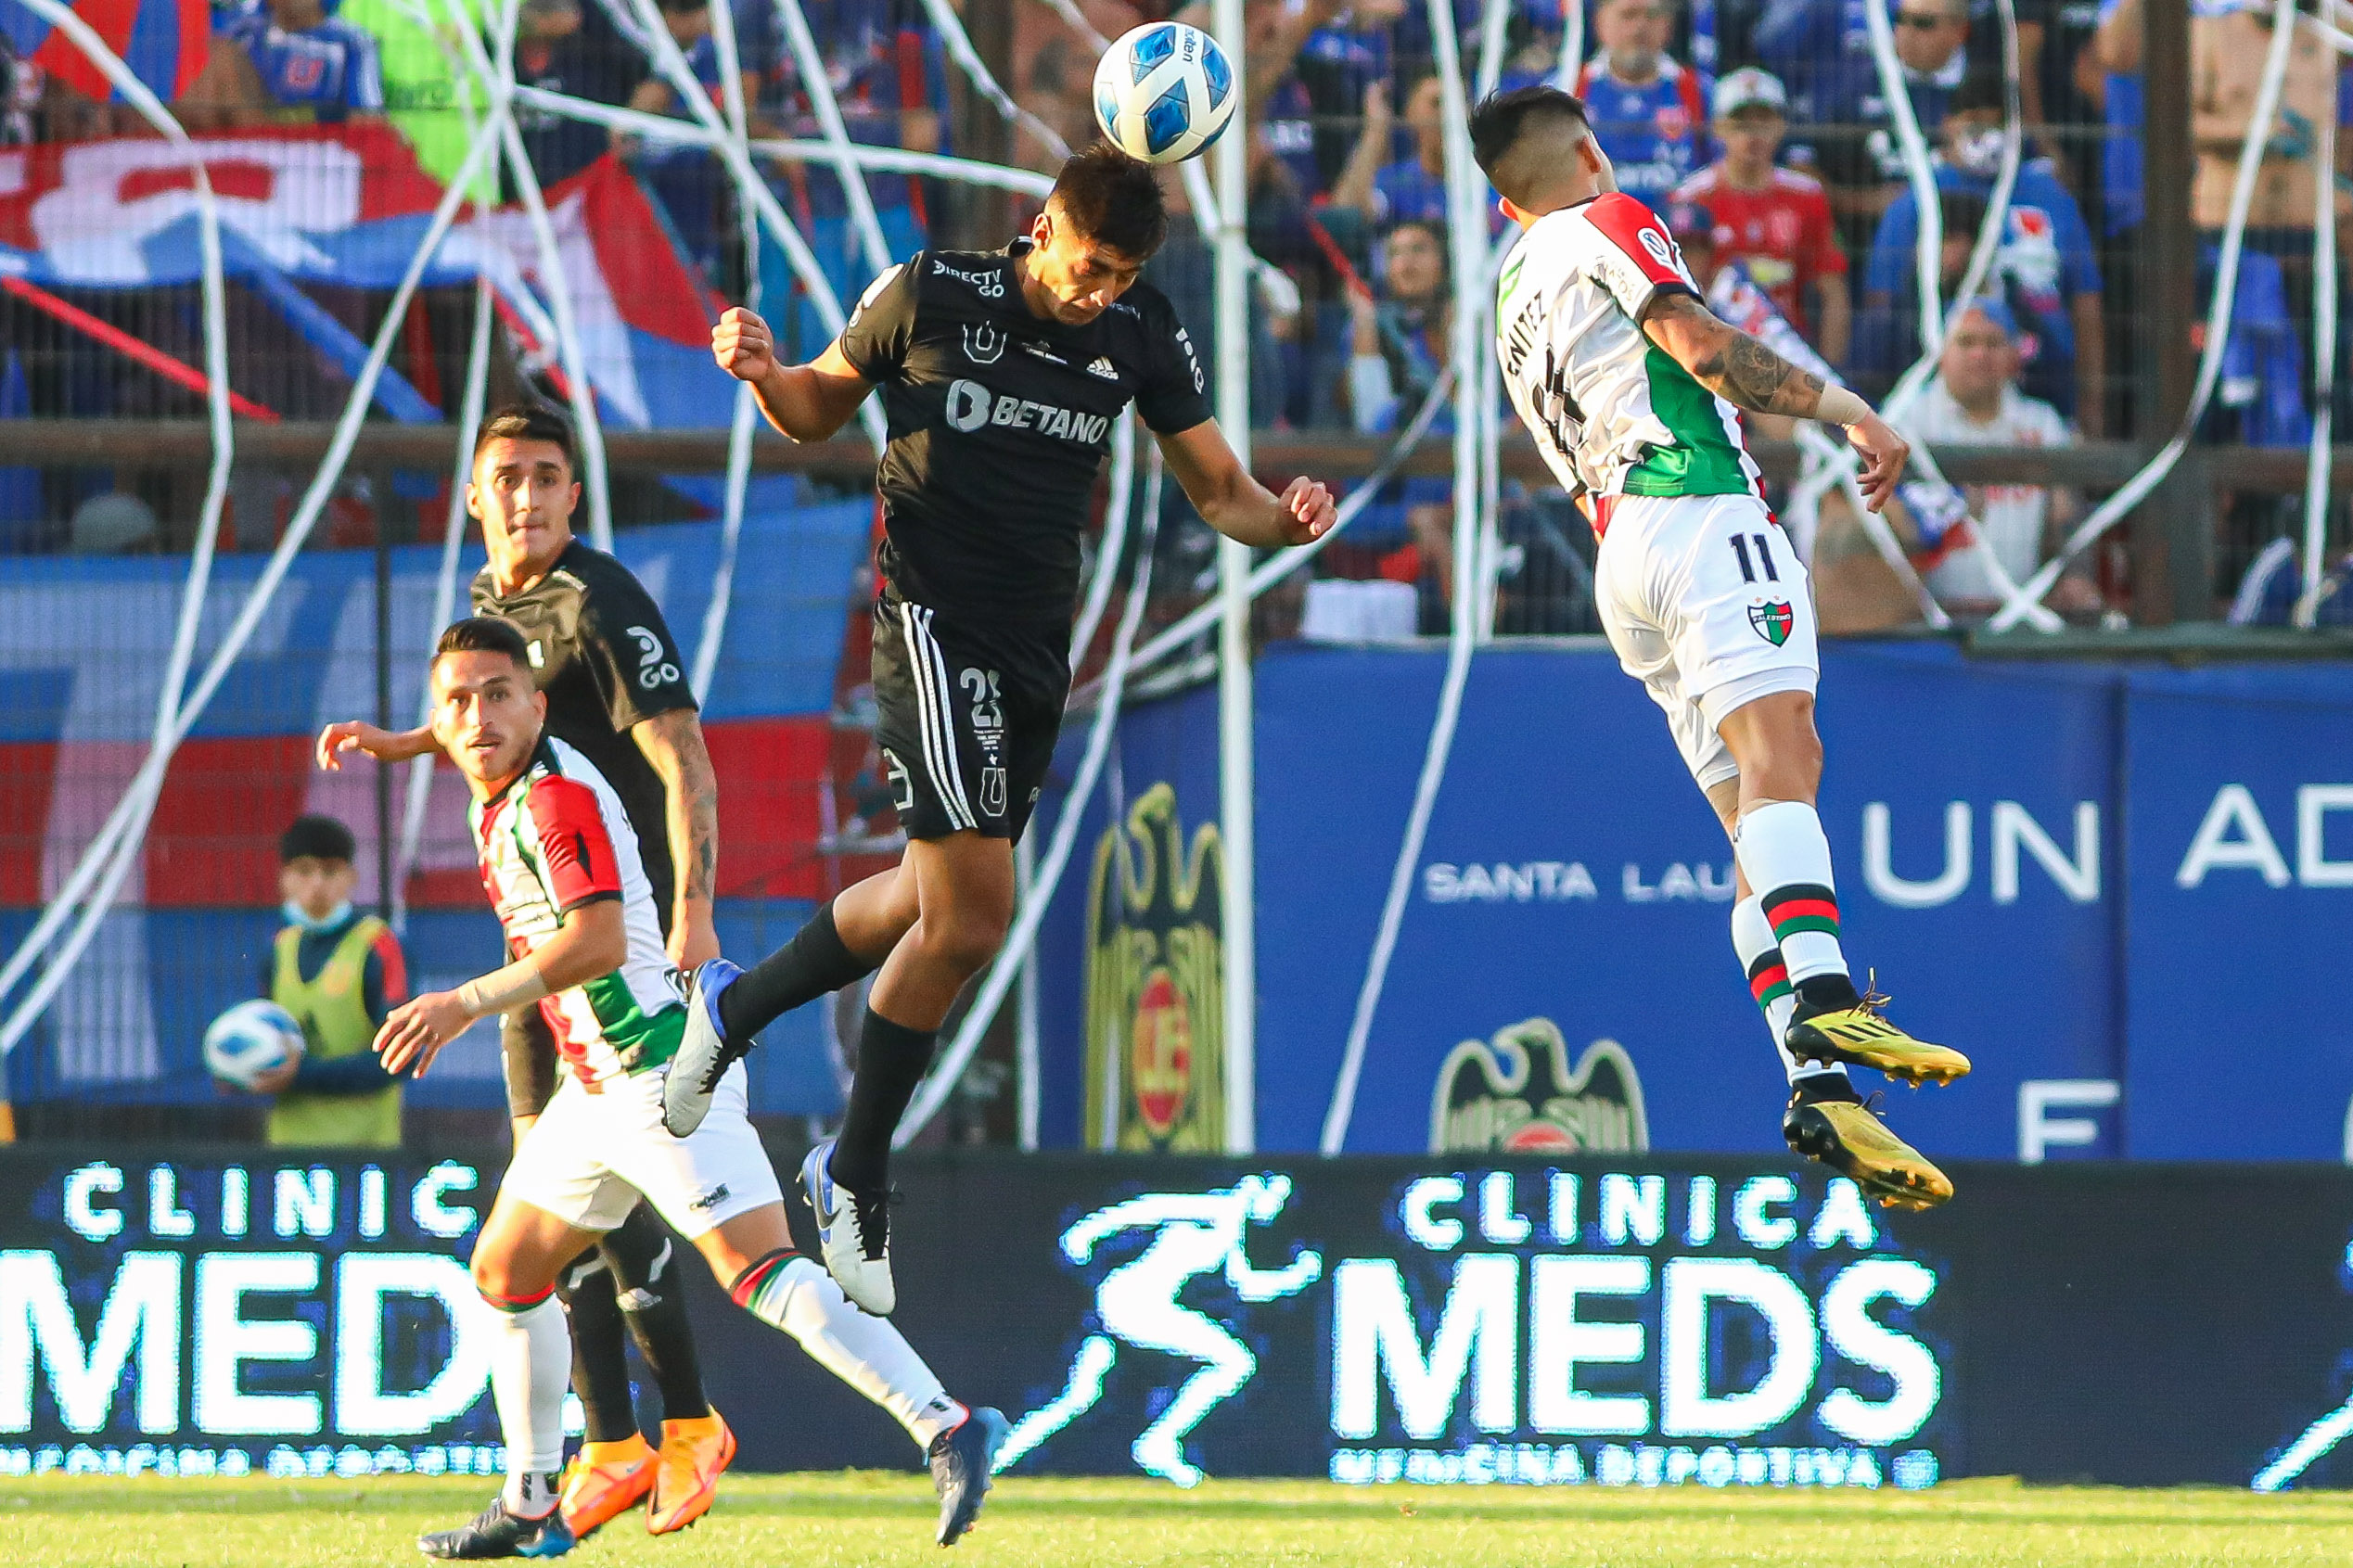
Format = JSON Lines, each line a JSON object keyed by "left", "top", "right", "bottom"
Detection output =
{"left": 0, "top": 0, "right": 2347, "bottom": 625}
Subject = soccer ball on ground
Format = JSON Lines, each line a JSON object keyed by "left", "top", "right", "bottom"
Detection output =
{"left": 204, "top": 1000, "right": 305, "bottom": 1090}
{"left": 1093, "top": 22, "right": 1236, "bottom": 165}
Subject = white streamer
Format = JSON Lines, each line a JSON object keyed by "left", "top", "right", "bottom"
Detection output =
{"left": 687, "top": 0, "right": 764, "bottom": 704}
{"left": 1322, "top": 0, "right": 1488, "bottom": 1154}
{"left": 506, "top": 84, "right": 1057, "bottom": 195}
{"left": 771, "top": 0, "right": 893, "bottom": 276}
{"left": 449, "top": 0, "right": 614, "bottom": 549}
{"left": 911, "top": 0, "right": 1073, "bottom": 161}
{"left": 394, "top": 273, "right": 498, "bottom": 931}
{"left": 1989, "top": 0, "right": 2301, "bottom": 631}
{"left": 1, "top": 109, "right": 511, "bottom": 1056}
{"left": 1076, "top": 363, "right": 1458, "bottom": 705}
{"left": 1552, "top": 0, "right": 1586, "bottom": 90}
{"left": 1069, "top": 413, "right": 1139, "bottom": 663}
{"left": 2297, "top": 13, "right": 2343, "bottom": 627}
{"left": 1031, "top": 0, "right": 1109, "bottom": 51}
{"left": 615, "top": 0, "right": 886, "bottom": 449}
{"left": 1794, "top": 0, "right": 2045, "bottom": 629}
{"left": 1476, "top": 0, "right": 1513, "bottom": 99}
{"left": 0, "top": 0, "right": 236, "bottom": 1023}
{"left": 894, "top": 446, "right": 1166, "bottom": 1148}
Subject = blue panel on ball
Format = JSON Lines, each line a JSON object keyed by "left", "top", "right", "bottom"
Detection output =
{"left": 1143, "top": 86, "right": 1192, "bottom": 156}
{"left": 1096, "top": 83, "right": 1120, "bottom": 136}
{"left": 1202, "top": 45, "right": 1232, "bottom": 107}
{"left": 1131, "top": 22, "right": 1177, "bottom": 83}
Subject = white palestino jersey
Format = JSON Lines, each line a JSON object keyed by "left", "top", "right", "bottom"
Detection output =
{"left": 1495, "top": 192, "right": 1763, "bottom": 513}
{"left": 470, "top": 734, "right": 684, "bottom": 1085}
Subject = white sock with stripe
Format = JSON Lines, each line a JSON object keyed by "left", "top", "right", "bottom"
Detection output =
{"left": 733, "top": 1251, "right": 967, "bottom": 1451}
{"left": 1733, "top": 895, "right": 1848, "bottom": 1090}
{"left": 482, "top": 1288, "right": 569, "bottom": 1516}
{"left": 1733, "top": 800, "right": 1851, "bottom": 988}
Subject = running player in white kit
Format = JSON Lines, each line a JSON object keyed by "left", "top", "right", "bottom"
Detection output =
{"left": 1471, "top": 85, "right": 1971, "bottom": 1209}
{"left": 387, "top": 618, "right": 1005, "bottom": 1558}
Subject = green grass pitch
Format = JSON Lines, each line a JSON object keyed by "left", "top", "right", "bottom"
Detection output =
{"left": 3, "top": 1474, "right": 2347, "bottom": 1567}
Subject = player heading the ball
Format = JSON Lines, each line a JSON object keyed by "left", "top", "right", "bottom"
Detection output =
{"left": 1473, "top": 85, "right": 1972, "bottom": 1209}
{"left": 669, "top": 143, "right": 1336, "bottom": 1318}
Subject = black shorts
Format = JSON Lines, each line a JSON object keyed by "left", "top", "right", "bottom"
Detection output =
{"left": 502, "top": 1004, "right": 561, "bottom": 1121}
{"left": 869, "top": 592, "right": 1069, "bottom": 844}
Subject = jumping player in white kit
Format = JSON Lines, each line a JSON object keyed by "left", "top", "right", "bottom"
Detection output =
{"left": 1471, "top": 85, "right": 1972, "bottom": 1208}
{"left": 386, "top": 617, "right": 1005, "bottom": 1559}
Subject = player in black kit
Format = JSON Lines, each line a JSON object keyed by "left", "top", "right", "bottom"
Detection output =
{"left": 661, "top": 144, "right": 1336, "bottom": 1316}
{"left": 316, "top": 405, "right": 735, "bottom": 1536}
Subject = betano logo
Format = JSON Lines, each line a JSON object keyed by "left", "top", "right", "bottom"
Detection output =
{"left": 942, "top": 379, "right": 1112, "bottom": 442}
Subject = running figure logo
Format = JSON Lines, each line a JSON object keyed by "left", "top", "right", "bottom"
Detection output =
{"left": 995, "top": 1175, "right": 1323, "bottom": 1486}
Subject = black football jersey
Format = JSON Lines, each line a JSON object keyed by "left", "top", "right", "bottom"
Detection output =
{"left": 470, "top": 539, "right": 695, "bottom": 917}
{"left": 838, "top": 241, "right": 1216, "bottom": 628}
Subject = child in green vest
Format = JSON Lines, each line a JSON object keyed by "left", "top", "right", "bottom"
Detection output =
{"left": 252, "top": 815, "right": 411, "bottom": 1147}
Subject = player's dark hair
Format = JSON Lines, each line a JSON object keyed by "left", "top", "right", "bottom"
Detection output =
{"left": 1469, "top": 86, "right": 1592, "bottom": 198}
{"left": 278, "top": 814, "right": 356, "bottom": 866}
{"left": 1049, "top": 141, "right": 1170, "bottom": 260}
{"left": 473, "top": 402, "right": 576, "bottom": 472}
{"left": 435, "top": 615, "right": 532, "bottom": 670}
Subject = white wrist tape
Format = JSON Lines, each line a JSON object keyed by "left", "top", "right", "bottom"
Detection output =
{"left": 457, "top": 958, "right": 549, "bottom": 1018}
{"left": 1816, "top": 385, "right": 1871, "bottom": 427}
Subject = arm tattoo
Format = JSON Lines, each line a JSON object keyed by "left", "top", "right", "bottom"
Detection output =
{"left": 1688, "top": 332, "right": 1827, "bottom": 416}
{"left": 636, "top": 710, "right": 719, "bottom": 903}
{"left": 1656, "top": 297, "right": 1827, "bottom": 418}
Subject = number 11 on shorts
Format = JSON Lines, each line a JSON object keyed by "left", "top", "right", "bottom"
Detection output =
{"left": 1730, "top": 532, "right": 1779, "bottom": 584}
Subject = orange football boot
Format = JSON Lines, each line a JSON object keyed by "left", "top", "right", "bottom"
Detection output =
{"left": 559, "top": 1433, "right": 656, "bottom": 1540}
{"left": 646, "top": 1409, "right": 735, "bottom": 1535}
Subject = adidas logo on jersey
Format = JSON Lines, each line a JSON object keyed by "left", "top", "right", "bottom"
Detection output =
{"left": 1086, "top": 356, "right": 1119, "bottom": 381}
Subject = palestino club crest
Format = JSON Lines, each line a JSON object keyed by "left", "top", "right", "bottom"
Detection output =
{"left": 1083, "top": 784, "right": 1226, "bottom": 1151}
{"left": 1428, "top": 1018, "right": 1649, "bottom": 1155}
{"left": 1749, "top": 599, "right": 1794, "bottom": 646}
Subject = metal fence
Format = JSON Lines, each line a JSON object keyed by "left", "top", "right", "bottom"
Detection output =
{"left": 2, "top": 0, "right": 2348, "bottom": 1141}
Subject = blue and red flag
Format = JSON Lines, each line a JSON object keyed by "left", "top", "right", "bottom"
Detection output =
{"left": 1, "top": 0, "right": 211, "bottom": 105}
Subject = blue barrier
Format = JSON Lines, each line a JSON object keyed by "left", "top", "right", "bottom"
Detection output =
{"left": 1033, "top": 642, "right": 2353, "bottom": 1162}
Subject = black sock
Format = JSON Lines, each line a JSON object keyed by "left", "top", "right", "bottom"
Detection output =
{"left": 552, "top": 1248, "right": 639, "bottom": 1444}
{"left": 1794, "top": 973, "right": 1863, "bottom": 1014}
{"left": 828, "top": 1006, "right": 937, "bottom": 1195}
{"left": 1793, "top": 1073, "right": 1861, "bottom": 1104}
{"left": 601, "top": 1205, "right": 710, "bottom": 1422}
{"left": 719, "top": 900, "right": 877, "bottom": 1041}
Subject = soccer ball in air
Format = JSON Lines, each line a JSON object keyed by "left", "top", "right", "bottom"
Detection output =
{"left": 204, "top": 1000, "right": 305, "bottom": 1090}
{"left": 1093, "top": 22, "right": 1236, "bottom": 164}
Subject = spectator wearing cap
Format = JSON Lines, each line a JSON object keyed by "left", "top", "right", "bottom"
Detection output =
{"left": 1906, "top": 296, "right": 2100, "bottom": 618}
{"left": 251, "top": 814, "right": 412, "bottom": 1147}
{"left": 1671, "top": 66, "right": 1850, "bottom": 363}
{"left": 1862, "top": 67, "right": 2104, "bottom": 431}
{"left": 1571, "top": 0, "right": 1714, "bottom": 205}
{"left": 183, "top": 0, "right": 385, "bottom": 129}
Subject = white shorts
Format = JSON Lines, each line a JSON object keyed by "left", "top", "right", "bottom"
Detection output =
{"left": 500, "top": 1062, "right": 782, "bottom": 1240}
{"left": 1593, "top": 491, "right": 1821, "bottom": 792}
